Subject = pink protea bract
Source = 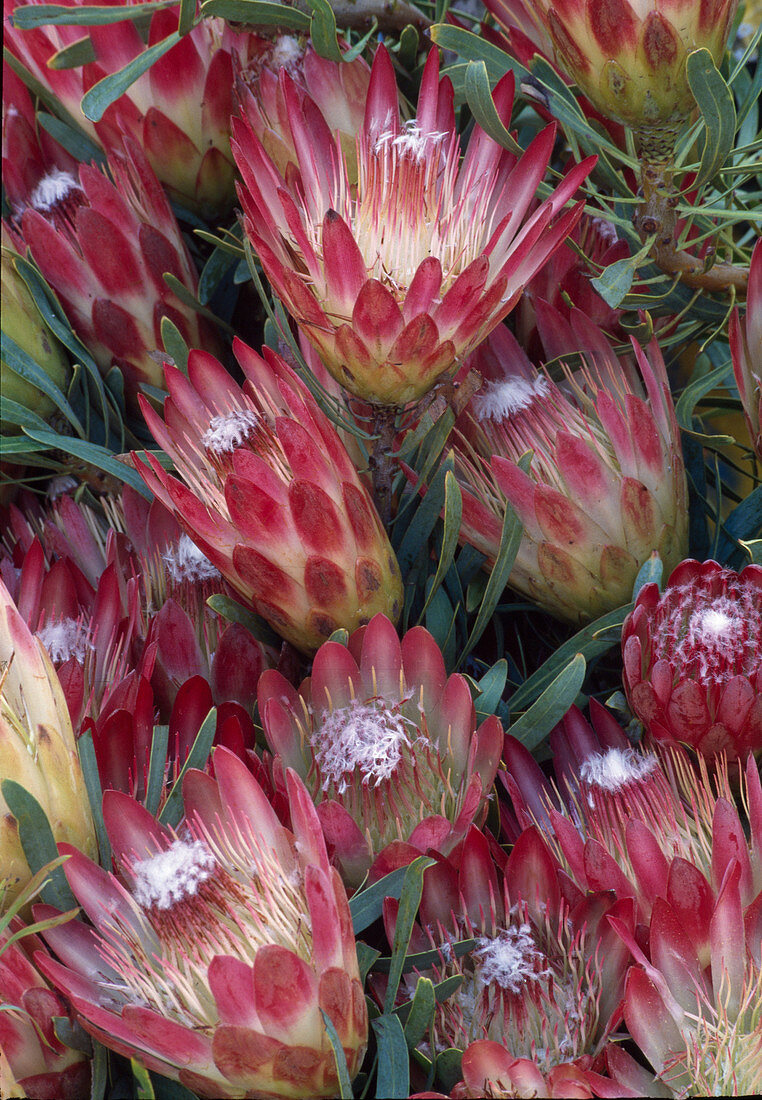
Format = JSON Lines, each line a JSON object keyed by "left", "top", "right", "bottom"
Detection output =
{"left": 730, "top": 236, "right": 762, "bottom": 460}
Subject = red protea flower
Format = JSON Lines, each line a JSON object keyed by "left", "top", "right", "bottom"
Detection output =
{"left": 622, "top": 558, "right": 762, "bottom": 760}
{"left": 35, "top": 752, "right": 368, "bottom": 1098}
{"left": 11, "top": 138, "right": 218, "bottom": 407}
{"left": 235, "top": 34, "right": 371, "bottom": 184}
{"left": 257, "top": 615, "right": 503, "bottom": 886}
{"left": 730, "top": 236, "right": 762, "bottom": 460}
{"left": 135, "top": 339, "right": 403, "bottom": 654}
{"left": 4, "top": 0, "right": 244, "bottom": 215}
{"left": 452, "top": 320, "right": 688, "bottom": 623}
{"left": 232, "top": 44, "right": 594, "bottom": 406}
{"left": 0, "top": 913, "right": 91, "bottom": 1100}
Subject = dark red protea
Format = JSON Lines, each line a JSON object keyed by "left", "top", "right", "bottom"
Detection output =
{"left": 622, "top": 559, "right": 762, "bottom": 760}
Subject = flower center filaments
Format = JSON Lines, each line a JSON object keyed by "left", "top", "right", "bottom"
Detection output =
{"left": 162, "top": 534, "right": 220, "bottom": 585}
{"left": 473, "top": 376, "right": 550, "bottom": 421}
{"left": 312, "top": 698, "right": 424, "bottom": 795}
{"left": 132, "top": 839, "right": 216, "bottom": 911}
{"left": 473, "top": 924, "right": 550, "bottom": 993}
{"left": 655, "top": 581, "right": 760, "bottom": 681}
{"left": 36, "top": 617, "right": 90, "bottom": 664}
{"left": 202, "top": 409, "right": 260, "bottom": 455}
{"left": 579, "top": 747, "right": 659, "bottom": 792}
{"left": 27, "top": 169, "right": 86, "bottom": 233}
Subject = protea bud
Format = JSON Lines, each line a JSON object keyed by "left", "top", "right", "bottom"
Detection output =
{"left": 622, "top": 558, "right": 762, "bottom": 760}
{"left": 486, "top": 0, "right": 739, "bottom": 146}
{"left": 730, "top": 236, "right": 761, "bottom": 460}
{"left": 4, "top": 0, "right": 243, "bottom": 216}
{"left": 13, "top": 138, "right": 218, "bottom": 408}
{"left": 233, "top": 43, "right": 594, "bottom": 406}
{"left": 0, "top": 912, "right": 91, "bottom": 1100}
{"left": 35, "top": 752, "right": 368, "bottom": 1098}
{"left": 0, "top": 579, "right": 97, "bottom": 910}
{"left": 235, "top": 34, "right": 371, "bottom": 184}
{"left": 258, "top": 615, "right": 503, "bottom": 886}
{"left": 453, "top": 321, "right": 688, "bottom": 623}
{"left": 134, "top": 339, "right": 403, "bottom": 654}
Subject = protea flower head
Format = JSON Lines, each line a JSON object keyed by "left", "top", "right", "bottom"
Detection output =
{"left": 0, "top": 911, "right": 91, "bottom": 1100}
{"left": 235, "top": 34, "right": 371, "bottom": 184}
{"left": 0, "top": 579, "right": 97, "bottom": 910}
{"left": 484, "top": 0, "right": 739, "bottom": 146}
{"left": 730, "top": 236, "right": 762, "bottom": 460}
{"left": 232, "top": 44, "right": 594, "bottom": 406}
{"left": 622, "top": 558, "right": 762, "bottom": 760}
{"left": 11, "top": 137, "right": 218, "bottom": 408}
{"left": 3, "top": 0, "right": 244, "bottom": 216}
{"left": 35, "top": 751, "right": 368, "bottom": 1098}
{"left": 134, "top": 339, "right": 403, "bottom": 654}
{"left": 257, "top": 615, "right": 503, "bottom": 886}
{"left": 452, "top": 320, "right": 688, "bottom": 623}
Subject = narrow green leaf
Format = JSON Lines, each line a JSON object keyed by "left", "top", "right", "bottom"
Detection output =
{"left": 206, "top": 593, "right": 281, "bottom": 648}
{"left": 159, "top": 708, "right": 217, "bottom": 828}
{"left": 1, "top": 333, "right": 84, "bottom": 437}
{"left": 458, "top": 501, "right": 523, "bottom": 668}
{"left": 198, "top": 0, "right": 310, "bottom": 28}
{"left": 675, "top": 362, "right": 732, "bottom": 429}
{"left": 431, "top": 23, "right": 521, "bottom": 84}
{"left": 0, "top": 433, "right": 50, "bottom": 456}
{"left": 81, "top": 30, "right": 181, "bottom": 122}
{"left": 464, "top": 59, "right": 522, "bottom": 155}
{"left": 320, "top": 1010, "right": 354, "bottom": 1099}
{"left": 131, "top": 1060, "right": 155, "bottom": 1100}
{"left": 144, "top": 725, "right": 169, "bottom": 817}
{"left": 403, "top": 977, "right": 435, "bottom": 1048}
{"left": 632, "top": 551, "right": 663, "bottom": 599}
{"left": 384, "top": 856, "right": 434, "bottom": 1015}
{"left": 349, "top": 865, "right": 409, "bottom": 934}
{"left": 372, "top": 1014, "right": 409, "bottom": 1099}
{"left": 0, "top": 856, "right": 75, "bottom": 935}
{"left": 11, "top": 2, "right": 175, "bottom": 27}
{"left": 1, "top": 781, "right": 77, "bottom": 911}
{"left": 48, "top": 35, "right": 97, "bottom": 69}
{"left": 508, "top": 653, "right": 586, "bottom": 752}
{"left": 37, "top": 111, "right": 104, "bottom": 162}
{"left": 305, "top": 0, "right": 341, "bottom": 61}
{"left": 396, "top": 455, "right": 453, "bottom": 573}
{"left": 76, "top": 731, "right": 110, "bottom": 868}
{"left": 417, "top": 470, "right": 462, "bottom": 622}
{"left": 0, "top": 396, "right": 52, "bottom": 434}
{"left": 715, "top": 485, "right": 762, "bottom": 568}
{"left": 740, "top": 538, "right": 762, "bottom": 565}
{"left": 509, "top": 604, "right": 631, "bottom": 712}
{"left": 436, "top": 1048, "right": 463, "bottom": 1093}
{"left": 687, "top": 47, "right": 737, "bottom": 188}
{"left": 355, "top": 941, "right": 381, "bottom": 984}
{"left": 474, "top": 658, "right": 508, "bottom": 720}
{"left": 160, "top": 317, "right": 189, "bottom": 372}
{"left": 20, "top": 429, "right": 152, "bottom": 498}
{"left": 177, "top": 0, "right": 196, "bottom": 34}
{"left": 530, "top": 55, "right": 626, "bottom": 162}
{"left": 591, "top": 237, "right": 654, "bottom": 309}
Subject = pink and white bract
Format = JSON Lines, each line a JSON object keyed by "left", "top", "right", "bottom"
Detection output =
{"left": 35, "top": 752, "right": 368, "bottom": 1098}
{"left": 730, "top": 236, "right": 762, "bottom": 461}
{"left": 232, "top": 44, "right": 594, "bottom": 406}
{"left": 135, "top": 340, "right": 403, "bottom": 654}
{"left": 622, "top": 558, "right": 762, "bottom": 759}
{"left": 257, "top": 614, "right": 503, "bottom": 886}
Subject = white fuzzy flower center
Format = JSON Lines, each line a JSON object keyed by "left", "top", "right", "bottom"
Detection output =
{"left": 36, "top": 618, "right": 90, "bottom": 664}
{"left": 132, "top": 838, "right": 216, "bottom": 911}
{"left": 30, "top": 170, "right": 80, "bottom": 211}
{"left": 202, "top": 409, "right": 259, "bottom": 454}
{"left": 579, "top": 747, "right": 658, "bottom": 792}
{"left": 474, "top": 925, "right": 549, "bottom": 993}
{"left": 269, "top": 34, "right": 304, "bottom": 73}
{"left": 374, "top": 120, "right": 449, "bottom": 163}
{"left": 163, "top": 534, "right": 219, "bottom": 584}
{"left": 473, "top": 376, "right": 549, "bottom": 421}
{"left": 312, "top": 699, "right": 425, "bottom": 794}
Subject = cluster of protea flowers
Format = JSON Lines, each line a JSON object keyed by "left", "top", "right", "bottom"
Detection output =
{"left": 452, "top": 317, "right": 688, "bottom": 622}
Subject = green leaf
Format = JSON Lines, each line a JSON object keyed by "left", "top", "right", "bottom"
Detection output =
{"left": 10, "top": 2, "right": 176, "bottom": 27}
{"left": 320, "top": 1010, "right": 354, "bottom": 1099}
{"left": 715, "top": 485, "right": 762, "bottom": 568}
{"left": 417, "top": 470, "right": 462, "bottom": 622}
{"left": 509, "top": 604, "right": 631, "bottom": 712}
{"left": 160, "top": 317, "right": 189, "bottom": 373}
{"left": 464, "top": 59, "right": 522, "bottom": 155}
{"left": 473, "top": 658, "right": 508, "bottom": 721}
{"left": 740, "top": 538, "right": 762, "bottom": 565}
{"left": 0, "top": 857, "right": 77, "bottom": 936}
{"left": 20, "top": 429, "right": 152, "bottom": 498}
{"left": 37, "top": 111, "right": 104, "bottom": 162}
{"left": 372, "top": 1014, "right": 409, "bottom": 1099}
{"left": 431, "top": 24, "right": 521, "bottom": 84}
{"left": 349, "top": 865, "right": 410, "bottom": 934}
{"left": 159, "top": 708, "right": 217, "bottom": 828}
{"left": 1, "top": 333, "right": 83, "bottom": 437}
{"left": 0, "top": 781, "right": 77, "bottom": 911}
{"left": 177, "top": 0, "right": 196, "bottom": 34}
{"left": 305, "top": 0, "right": 341, "bottom": 61}
{"left": 632, "top": 551, "right": 663, "bottom": 599}
{"left": 144, "top": 725, "right": 169, "bottom": 816}
{"left": 529, "top": 55, "right": 626, "bottom": 164}
{"left": 508, "top": 653, "right": 586, "bottom": 752}
{"left": 458, "top": 501, "right": 523, "bottom": 668}
{"left": 675, "top": 362, "right": 732, "bottom": 429}
{"left": 206, "top": 593, "right": 281, "bottom": 648}
{"left": 687, "top": 47, "right": 737, "bottom": 188}
{"left": 76, "top": 731, "right": 110, "bottom": 868}
{"left": 132, "top": 1060, "right": 155, "bottom": 1100}
{"left": 396, "top": 454, "right": 454, "bottom": 574}
{"left": 0, "top": 396, "right": 53, "bottom": 434}
{"left": 198, "top": 0, "right": 310, "bottom": 28}
{"left": 591, "top": 237, "right": 654, "bottom": 309}
{"left": 384, "top": 856, "right": 434, "bottom": 1015}
{"left": 81, "top": 30, "right": 181, "bottom": 122}
{"left": 48, "top": 36, "right": 97, "bottom": 69}
{"left": 403, "top": 976, "right": 435, "bottom": 1048}
{"left": 355, "top": 941, "right": 381, "bottom": 985}
{"left": 90, "top": 1041, "right": 108, "bottom": 1100}
{"left": 436, "top": 1048, "right": 463, "bottom": 1093}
